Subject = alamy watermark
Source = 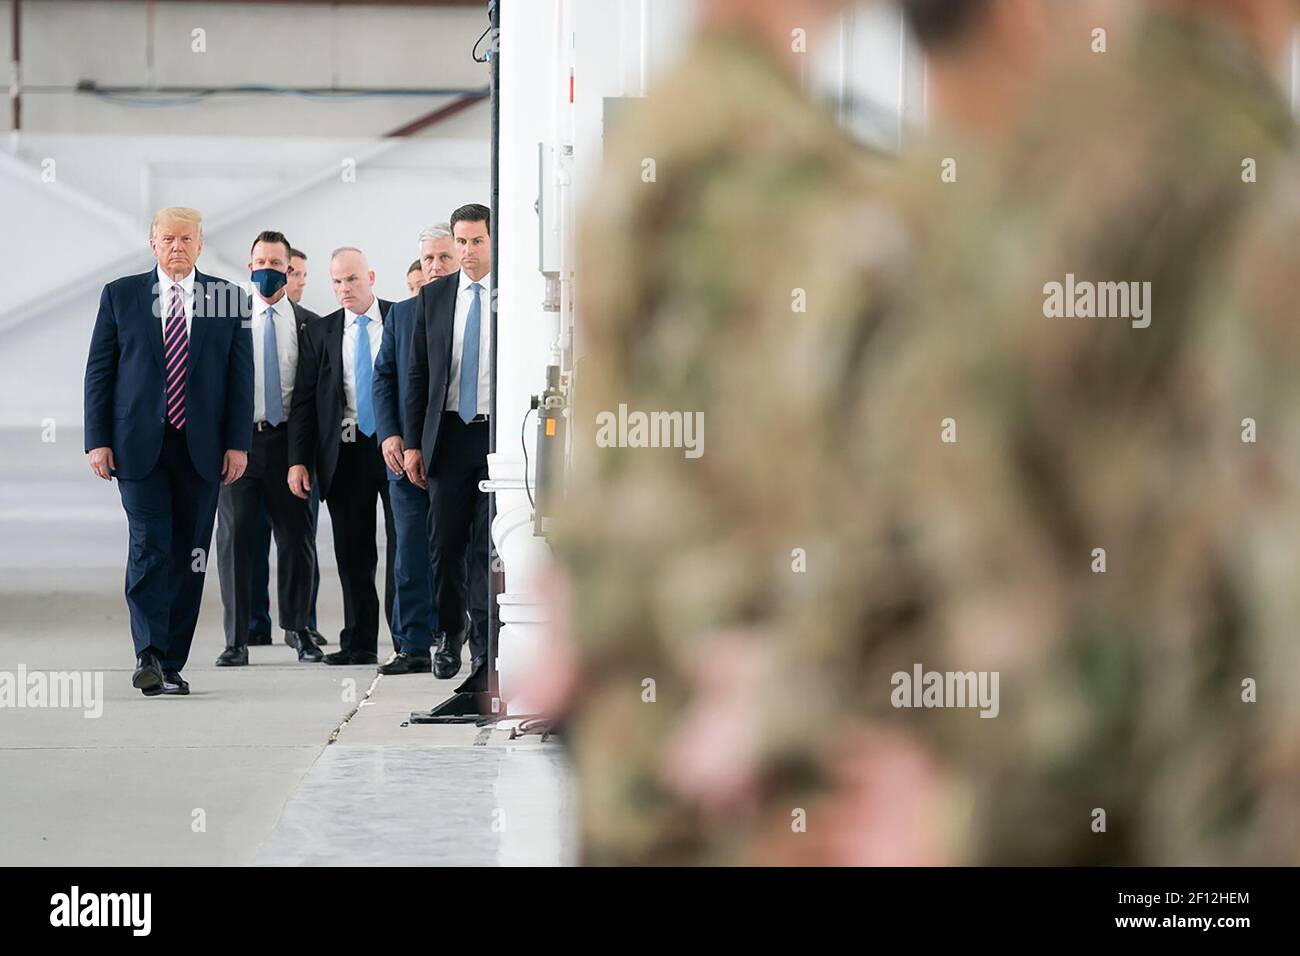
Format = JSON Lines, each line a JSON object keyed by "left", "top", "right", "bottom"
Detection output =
{"left": 0, "top": 667, "right": 104, "bottom": 718}
{"left": 1043, "top": 273, "right": 1151, "bottom": 329}
{"left": 50, "top": 886, "right": 151, "bottom": 936}
{"left": 594, "top": 403, "right": 704, "bottom": 459}
{"left": 890, "top": 663, "right": 1000, "bottom": 718}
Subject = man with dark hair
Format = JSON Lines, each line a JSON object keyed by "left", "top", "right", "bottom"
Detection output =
{"left": 289, "top": 247, "right": 398, "bottom": 666}
{"left": 405, "top": 260, "right": 426, "bottom": 298}
{"left": 214, "top": 230, "right": 323, "bottom": 665}
{"left": 404, "top": 202, "right": 493, "bottom": 679}
{"left": 240, "top": 246, "right": 326, "bottom": 651}
{"left": 286, "top": 249, "right": 308, "bottom": 304}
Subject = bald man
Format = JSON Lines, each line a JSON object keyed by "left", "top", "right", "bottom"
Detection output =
{"left": 288, "top": 247, "right": 397, "bottom": 665}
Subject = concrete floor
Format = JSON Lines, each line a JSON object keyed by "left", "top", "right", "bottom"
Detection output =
{"left": 0, "top": 427, "right": 574, "bottom": 866}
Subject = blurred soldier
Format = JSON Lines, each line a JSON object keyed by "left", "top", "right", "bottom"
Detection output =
{"left": 545, "top": 0, "right": 893, "bottom": 864}
{"left": 817, "top": 0, "right": 1300, "bottom": 866}
{"left": 661, "top": 0, "right": 1300, "bottom": 866}
{"left": 549, "top": 0, "right": 1300, "bottom": 867}
{"left": 697, "top": 0, "right": 1300, "bottom": 866}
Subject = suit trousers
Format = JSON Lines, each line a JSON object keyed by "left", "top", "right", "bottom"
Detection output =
{"left": 388, "top": 474, "right": 439, "bottom": 655}
{"left": 247, "top": 486, "right": 321, "bottom": 635}
{"left": 427, "top": 413, "right": 490, "bottom": 661}
{"left": 324, "top": 432, "right": 397, "bottom": 655}
{"left": 216, "top": 423, "right": 316, "bottom": 649}
{"left": 116, "top": 424, "right": 220, "bottom": 671}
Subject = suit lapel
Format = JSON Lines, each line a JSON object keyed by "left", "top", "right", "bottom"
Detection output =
{"left": 138, "top": 270, "right": 168, "bottom": 379}
{"left": 325, "top": 310, "right": 346, "bottom": 408}
{"left": 437, "top": 273, "right": 458, "bottom": 380}
{"left": 187, "top": 272, "right": 215, "bottom": 375}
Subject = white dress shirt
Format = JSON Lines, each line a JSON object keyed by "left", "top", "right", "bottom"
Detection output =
{"left": 341, "top": 296, "right": 383, "bottom": 425}
{"left": 445, "top": 271, "right": 491, "bottom": 415}
{"left": 156, "top": 266, "right": 195, "bottom": 337}
{"left": 249, "top": 291, "right": 299, "bottom": 424}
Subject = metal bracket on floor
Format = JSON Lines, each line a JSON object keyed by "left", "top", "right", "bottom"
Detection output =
{"left": 408, "top": 660, "right": 499, "bottom": 724}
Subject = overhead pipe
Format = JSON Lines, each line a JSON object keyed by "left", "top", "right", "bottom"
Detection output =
{"left": 9, "top": 0, "right": 20, "bottom": 135}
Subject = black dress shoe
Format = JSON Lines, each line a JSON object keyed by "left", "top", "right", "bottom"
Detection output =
{"left": 247, "top": 630, "right": 273, "bottom": 646}
{"left": 310, "top": 628, "right": 328, "bottom": 646}
{"left": 432, "top": 630, "right": 464, "bottom": 680}
{"left": 470, "top": 655, "right": 488, "bottom": 675}
{"left": 162, "top": 670, "right": 190, "bottom": 695}
{"left": 378, "top": 652, "right": 432, "bottom": 675}
{"left": 215, "top": 646, "right": 248, "bottom": 667}
{"left": 133, "top": 651, "right": 164, "bottom": 692}
{"left": 323, "top": 650, "right": 379, "bottom": 666}
{"left": 286, "top": 630, "right": 324, "bottom": 663}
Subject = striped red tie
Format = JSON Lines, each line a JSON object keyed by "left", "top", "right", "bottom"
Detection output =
{"left": 164, "top": 286, "right": 188, "bottom": 429}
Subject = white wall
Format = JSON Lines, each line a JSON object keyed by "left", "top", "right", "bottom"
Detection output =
{"left": 0, "top": 131, "right": 488, "bottom": 428}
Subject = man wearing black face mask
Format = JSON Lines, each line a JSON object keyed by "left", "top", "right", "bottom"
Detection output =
{"left": 214, "top": 230, "right": 323, "bottom": 665}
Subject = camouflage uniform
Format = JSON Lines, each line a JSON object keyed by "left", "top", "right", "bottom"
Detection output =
{"left": 556, "top": 6, "right": 1300, "bottom": 866}
{"left": 818, "top": 7, "right": 1300, "bottom": 864}
{"left": 552, "top": 25, "right": 900, "bottom": 864}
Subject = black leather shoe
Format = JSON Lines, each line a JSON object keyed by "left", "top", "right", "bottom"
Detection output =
{"left": 247, "top": 630, "right": 273, "bottom": 646}
{"left": 162, "top": 670, "right": 190, "bottom": 695}
{"left": 378, "top": 652, "right": 432, "bottom": 675}
{"left": 215, "top": 646, "right": 248, "bottom": 667}
{"left": 286, "top": 630, "right": 324, "bottom": 663}
{"left": 432, "top": 630, "right": 464, "bottom": 680}
{"left": 323, "top": 650, "right": 379, "bottom": 666}
{"left": 133, "top": 651, "right": 164, "bottom": 692}
{"left": 310, "top": 628, "right": 328, "bottom": 646}
{"left": 470, "top": 655, "right": 487, "bottom": 675}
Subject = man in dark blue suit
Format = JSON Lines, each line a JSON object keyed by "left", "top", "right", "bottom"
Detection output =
{"left": 372, "top": 223, "right": 458, "bottom": 675}
{"left": 84, "top": 206, "right": 254, "bottom": 696}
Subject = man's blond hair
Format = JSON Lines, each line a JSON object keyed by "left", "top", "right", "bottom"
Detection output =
{"left": 150, "top": 206, "right": 203, "bottom": 239}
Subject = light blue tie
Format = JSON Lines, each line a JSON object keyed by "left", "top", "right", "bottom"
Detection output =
{"left": 262, "top": 307, "right": 284, "bottom": 427}
{"left": 355, "top": 313, "right": 375, "bottom": 437}
{"left": 459, "top": 282, "right": 483, "bottom": 424}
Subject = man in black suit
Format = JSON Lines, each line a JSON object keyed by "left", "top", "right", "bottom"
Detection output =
{"left": 83, "top": 206, "right": 253, "bottom": 696}
{"left": 403, "top": 203, "right": 493, "bottom": 679}
{"left": 215, "top": 230, "right": 323, "bottom": 666}
{"left": 288, "top": 246, "right": 397, "bottom": 666}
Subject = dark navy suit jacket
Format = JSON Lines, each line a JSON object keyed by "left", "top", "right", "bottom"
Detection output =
{"left": 373, "top": 296, "right": 420, "bottom": 481}
{"left": 83, "top": 268, "right": 254, "bottom": 483}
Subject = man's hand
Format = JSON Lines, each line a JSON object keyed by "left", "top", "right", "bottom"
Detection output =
{"left": 288, "top": 464, "right": 311, "bottom": 499}
{"left": 221, "top": 450, "right": 248, "bottom": 485}
{"left": 382, "top": 435, "right": 406, "bottom": 477}
{"left": 403, "top": 449, "right": 427, "bottom": 489}
{"left": 88, "top": 447, "right": 115, "bottom": 481}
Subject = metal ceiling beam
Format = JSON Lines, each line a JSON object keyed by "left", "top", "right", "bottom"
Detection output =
{"left": 69, "top": 1, "right": 484, "bottom": 6}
